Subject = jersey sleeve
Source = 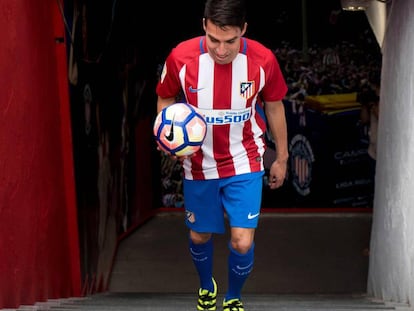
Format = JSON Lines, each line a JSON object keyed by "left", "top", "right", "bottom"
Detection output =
{"left": 156, "top": 48, "right": 182, "bottom": 99}
{"left": 260, "top": 50, "right": 288, "bottom": 102}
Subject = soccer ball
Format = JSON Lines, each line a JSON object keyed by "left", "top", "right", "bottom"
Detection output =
{"left": 153, "top": 102, "right": 207, "bottom": 157}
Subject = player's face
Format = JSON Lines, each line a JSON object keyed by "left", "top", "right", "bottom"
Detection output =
{"left": 203, "top": 19, "right": 247, "bottom": 65}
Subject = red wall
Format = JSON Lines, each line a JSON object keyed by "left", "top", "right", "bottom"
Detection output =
{"left": 0, "top": 1, "right": 81, "bottom": 308}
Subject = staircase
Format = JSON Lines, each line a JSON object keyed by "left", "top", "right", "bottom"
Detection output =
{"left": 13, "top": 293, "right": 410, "bottom": 311}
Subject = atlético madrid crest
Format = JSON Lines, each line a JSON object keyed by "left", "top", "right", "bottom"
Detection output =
{"left": 240, "top": 81, "right": 255, "bottom": 100}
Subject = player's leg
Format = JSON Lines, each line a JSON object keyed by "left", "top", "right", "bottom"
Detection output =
{"left": 189, "top": 230, "right": 215, "bottom": 292}
{"left": 183, "top": 178, "right": 225, "bottom": 310}
{"left": 221, "top": 171, "right": 263, "bottom": 309}
{"left": 223, "top": 228, "right": 254, "bottom": 311}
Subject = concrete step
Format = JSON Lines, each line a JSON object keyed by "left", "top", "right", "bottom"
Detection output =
{"left": 29, "top": 293, "right": 410, "bottom": 311}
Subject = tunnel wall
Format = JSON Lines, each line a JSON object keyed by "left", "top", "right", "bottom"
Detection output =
{"left": 0, "top": 1, "right": 81, "bottom": 308}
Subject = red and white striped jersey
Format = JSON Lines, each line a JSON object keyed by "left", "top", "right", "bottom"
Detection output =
{"left": 156, "top": 36, "right": 287, "bottom": 180}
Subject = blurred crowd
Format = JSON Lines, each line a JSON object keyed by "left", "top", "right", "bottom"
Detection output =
{"left": 273, "top": 40, "right": 382, "bottom": 100}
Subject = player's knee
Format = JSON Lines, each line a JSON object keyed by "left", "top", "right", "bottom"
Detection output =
{"left": 230, "top": 228, "right": 255, "bottom": 253}
{"left": 230, "top": 239, "right": 253, "bottom": 254}
{"left": 189, "top": 230, "right": 212, "bottom": 244}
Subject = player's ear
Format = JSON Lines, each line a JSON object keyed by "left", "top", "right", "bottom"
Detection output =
{"left": 241, "top": 22, "right": 247, "bottom": 36}
{"left": 202, "top": 18, "right": 207, "bottom": 31}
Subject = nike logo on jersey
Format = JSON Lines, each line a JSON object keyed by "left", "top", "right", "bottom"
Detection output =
{"left": 164, "top": 115, "right": 175, "bottom": 141}
{"left": 188, "top": 86, "right": 204, "bottom": 93}
{"left": 247, "top": 212, "right": 260, "bottom": 220}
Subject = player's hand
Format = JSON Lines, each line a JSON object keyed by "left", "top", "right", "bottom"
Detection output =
{"left": 156, "top": 145, "right": 194, "bottom": 162}
{"left": 268, "top": 159, "right": 287, "bottom": 189}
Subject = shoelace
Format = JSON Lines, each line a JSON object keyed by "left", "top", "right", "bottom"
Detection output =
{"left": 198, "top": 289, "right": 216, "bottom": 310}
{"left": 223, "top": 300, "right": 243, "bottom": 311}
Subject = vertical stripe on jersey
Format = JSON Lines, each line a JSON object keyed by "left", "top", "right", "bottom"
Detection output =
{"left": 185, "top": 53, "right": 218, "bottom": 179}
{"left": 213, "top": 61, "right": 235, "bottom": 178}
{"left": 254, "top": 67, "right": 267, "bottom": 170}
{"left": 198, "top": 54, "right": 217, "bottom": 178}
{"left": 178, "top": 64, "right": 187, "bottom": 99}
{"left": 250, "top": 67, "right": 266, "bottom": 172}
{"left": 179, "top": 64, "right": 196, "bottom": 179}
{"left": 230, "top": 54, "right": 250, "bottom": 175}
{"left": 232, "top": 54, "right": 265, "bottom": 174}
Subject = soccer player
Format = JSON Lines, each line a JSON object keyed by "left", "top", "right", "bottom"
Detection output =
{"left": 155, "top": 0, "right": 288, "bottom": 310}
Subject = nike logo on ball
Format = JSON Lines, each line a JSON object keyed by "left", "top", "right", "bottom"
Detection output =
{"left": 247, "top": 212, "right": 260, "bottom": 220}
{"left": 165, "top": 115, "right": 175, "bottom": 141}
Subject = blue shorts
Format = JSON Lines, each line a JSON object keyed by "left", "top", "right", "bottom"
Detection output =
{"left": 183, "top": 171, "right": 264, "bottom": 234}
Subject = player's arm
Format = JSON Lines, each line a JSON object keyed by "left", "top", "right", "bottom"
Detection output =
{"left": 265, "top": 100, "right": 289, "bottom": 189}
{"left": 157, "top": 96, "right": 176, "bottom": 114}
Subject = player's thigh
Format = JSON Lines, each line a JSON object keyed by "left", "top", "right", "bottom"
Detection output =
{"left": 183, "top": 178, "right": 226, "bottom": 233}
{"left": 222, "top": 171, "right": 264, "bottom": 228}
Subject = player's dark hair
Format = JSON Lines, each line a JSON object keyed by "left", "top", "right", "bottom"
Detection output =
{"left": 204, "top": 0, "right": 246, "bottom": 30}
